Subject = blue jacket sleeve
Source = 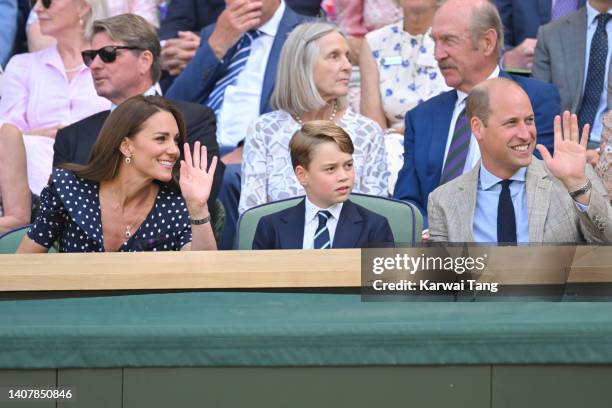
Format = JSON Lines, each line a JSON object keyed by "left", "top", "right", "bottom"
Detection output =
{"left": 392, "top": 110, "right": 428, "bottom": 226}
{"left": 252, "top": 217, "right": 275, "bottom": 250}
{"left": 530, "top": 80, "right": 560, "bottom": 158}
{"left": 166, "top": 25, "right": 226, "bottom": 104}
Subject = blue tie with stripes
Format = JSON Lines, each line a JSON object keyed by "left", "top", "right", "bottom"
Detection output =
{"left": 206, "top": 30, "right": 262, "bottom": 115}
{"left": 313, "top": 210, "right": 332, "bottom": 249}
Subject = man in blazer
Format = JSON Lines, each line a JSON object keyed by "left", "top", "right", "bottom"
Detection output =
{"left": 252, "top": 198, "right": 394, "bottom": 249}
{"left": 428, "top": 78, "right": 611, "bottom": 244}
{"left": 494, "top": 0, "right": 586, "bottom": 68}
{"left": 392, "top": 0, "right": 560, "bottom": 230}
{"left": 532, "top": 1, "right": 611, "bottom": 148}
{"left": 158, "top": 0, "right": 319, "bottom": 91}
{"left": 53, "top": 14, "right": 224, "bottom": 204}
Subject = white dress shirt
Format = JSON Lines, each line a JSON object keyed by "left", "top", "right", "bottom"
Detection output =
{"left": 302, "top": 197, "right": 343, "bottom": 249}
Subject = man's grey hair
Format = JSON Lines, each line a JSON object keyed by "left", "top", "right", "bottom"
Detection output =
{"left": 91, "top": 14, "right": 162, "bottom": 83}
{"left": 468, "top": 1, "right": 504, "bottom": 58}
{"left": 271, "top": 21, "right": 348, "bottom": 115}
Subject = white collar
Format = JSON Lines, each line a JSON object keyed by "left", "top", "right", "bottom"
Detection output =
{"left": 456, "top": 65, "right": 501, "bottom": 106}
{"left": 258, "top": 0, "right": 285, "bottom": 37}
{"left": 110, "top": 84, "right": 162, "bottom": 111}
{"left": 586, "top": 1, "right": 611, "bottom": 27}
{"left": 304, "top": 196, "right": 344, "bottom": 223}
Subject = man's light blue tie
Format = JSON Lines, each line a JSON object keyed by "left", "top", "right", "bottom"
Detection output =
{"left": 578, "top": 13, "right": 611, "bottom": 133}
{"left": 313, "top": 210, "right": 332, "bottom": 249}
{"left": 206, "top": 30, "right": 262, "bottom": 115}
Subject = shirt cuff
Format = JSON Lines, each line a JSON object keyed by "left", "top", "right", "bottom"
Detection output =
{"left": 574, "top": 201, "right": 589, "bottom": 213}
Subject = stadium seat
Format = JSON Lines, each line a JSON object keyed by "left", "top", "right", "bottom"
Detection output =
{"left": 0, "top": 225, "right": 30, "bottom": 254}
{"left": 236, "top": 193, "right": 423, "bottom": 250}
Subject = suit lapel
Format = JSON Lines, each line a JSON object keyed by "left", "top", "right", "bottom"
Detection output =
{"left": 562, "top": 8, "right": 587, "bottom": 112}
{"left": 538, "top": 0, "right": 552, "bottom": 23}
{"left": 454, "top": 165, "right": 479, "bottom": 242}
{"left": 332, "top": 201, "right": 363, "bottom": 248}
{"left": 526, "top": 161, "right": 552, "bottom": 242}
{"left": 260, "top": 7, "right": 301, "bottom": 114}
{"left": 278, "top": 199, "right": 306, "bottom": 249}
{"left": 431, "top": 90, "right": 458, "bottom": 186}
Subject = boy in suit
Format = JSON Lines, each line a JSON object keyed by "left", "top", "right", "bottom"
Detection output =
{"left": 252, "top": 121, "right": 394, "bottom": 249}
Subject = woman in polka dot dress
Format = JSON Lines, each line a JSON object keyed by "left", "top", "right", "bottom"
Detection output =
{"left": 17, "top": 96, "right": 218, "bottom": 253}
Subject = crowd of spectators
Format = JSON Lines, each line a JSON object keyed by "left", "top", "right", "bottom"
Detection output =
{"left": 0, "top": 0, "right": 609, "bottom": 252}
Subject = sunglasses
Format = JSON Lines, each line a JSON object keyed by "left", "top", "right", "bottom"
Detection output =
{"left": 31, "top": 0, "right": 52, "bottom": 8}
{"left": 81, "top": 46, "right": 143, "bottom": 67}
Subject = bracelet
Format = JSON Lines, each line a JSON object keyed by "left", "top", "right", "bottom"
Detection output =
{"left": 189, "top": 215, "right": 211, "bottom": 225}
{"left": 569, "top": 179, "right": 592, "bottom": 198}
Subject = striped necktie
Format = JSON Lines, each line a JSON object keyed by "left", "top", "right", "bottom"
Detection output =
{"left": 313, "top": 210, "right": 332, "bottom": 249}
{"left": 440, "top": 107, "right": 470, "bottom": 185}
{"left": 206, "top": 30, "right": 262, "bottom": 115}
{"left": 578, "top": 13, "right": 611, "bottom": 133}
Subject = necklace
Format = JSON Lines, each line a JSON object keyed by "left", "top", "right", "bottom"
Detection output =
{"left": 293, "top": 100, "right": 338, "bottom": 126}
{"left": 64, "top": 64, "right": 84, "bottom": 73}
{"left": 124, "top": 225, "right": 132, "bottom": 239}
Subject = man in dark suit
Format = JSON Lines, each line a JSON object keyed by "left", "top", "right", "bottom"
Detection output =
{"left": 494, "top": 0, "right": 586, "bottom": 69}
{"left": 532, "top": 0, "right": 611, "bottom": 153}
{"left": 252, "top": 121, "right": 394, "bottom": 250}
{"left": 167, "top": 0, "right": 310, "bottom": 249}
{"left": 158, "top": 0, "right": 319, "bottom": 91}
{"left": 392, "top": 0, "right": 560, "bottom": 233}
{"left": 53, "top": 14, "right": 224, "bottom": 204}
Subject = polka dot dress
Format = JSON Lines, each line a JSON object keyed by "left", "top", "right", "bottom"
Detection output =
{"left": 28, "top": 168, "right": 192, "bottom": 252}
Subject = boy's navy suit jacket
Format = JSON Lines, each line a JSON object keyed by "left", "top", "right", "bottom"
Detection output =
{"left": 252, "top": 199, "right": 394, "bottom": 250}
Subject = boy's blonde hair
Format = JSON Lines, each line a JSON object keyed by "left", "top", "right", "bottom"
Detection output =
{"left": 289, "top": 120, "right": 354, "bottom": 170}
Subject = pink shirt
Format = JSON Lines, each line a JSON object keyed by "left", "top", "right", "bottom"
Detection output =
{"left": 106, "top": 0, "right": 160, "bottom": 28}
{"left": 0, "top": 46, "right": 110, "bottom": 133}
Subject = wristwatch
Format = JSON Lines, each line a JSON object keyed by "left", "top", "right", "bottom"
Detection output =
{"left": 569, "top": 179, "right": 592, "bottom": 198}
{"left": 189, "top": 215, "right": 211, "bottom": 225}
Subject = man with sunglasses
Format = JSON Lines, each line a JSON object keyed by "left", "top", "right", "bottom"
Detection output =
{"left": 53, "top": 13, "right": 224, "bottom": 206}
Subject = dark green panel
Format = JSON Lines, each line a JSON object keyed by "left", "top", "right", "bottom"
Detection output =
{"left": 58, "top": 369, "right": 122, "bottom": 408}
{"left": 492, "top": 366, "right": 612, "bottom": 408}
{"left": 0, "top": 370, "right": 56, "bottom": 408}
{"left": 124, "top": 366, "right": 490, "bottom": 408}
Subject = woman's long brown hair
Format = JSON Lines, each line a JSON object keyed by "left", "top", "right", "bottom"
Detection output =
{"left": 61, "top": 95, "right": 187, "bottom": 190}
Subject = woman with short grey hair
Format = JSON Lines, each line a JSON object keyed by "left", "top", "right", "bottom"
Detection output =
{"left": 239, "top": 22, "right": 389, "bottom": 215}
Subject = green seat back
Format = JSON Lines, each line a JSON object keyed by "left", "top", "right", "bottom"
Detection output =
{"left": 0, "top": 225, "right": 30, "bottom": 254}
{"left": 236, "top": 193, "right": 423, "bottom": 250}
